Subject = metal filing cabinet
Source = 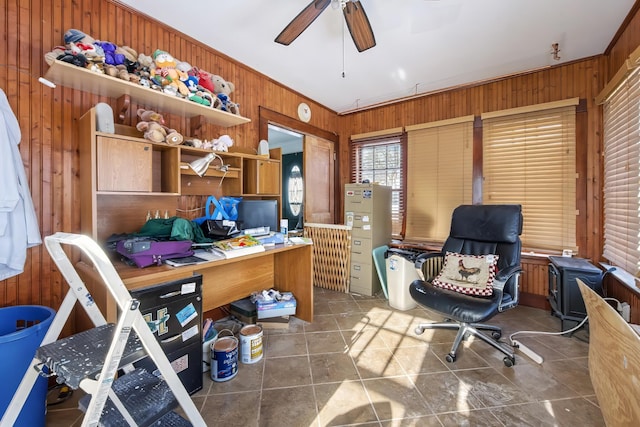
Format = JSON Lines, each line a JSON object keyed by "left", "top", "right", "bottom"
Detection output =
{"left": 345, "top": 183, "right": 392, "bottom": 296}
{"left": 131, "top": 273, "right": 203, "bottom": 394}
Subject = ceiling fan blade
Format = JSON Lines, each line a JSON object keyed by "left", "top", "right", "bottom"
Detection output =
{"left": 275, "top": 0, "right": 332, "bottom": 46}
{"left": 343, "top": 0, "right": 376, "bottom": 52}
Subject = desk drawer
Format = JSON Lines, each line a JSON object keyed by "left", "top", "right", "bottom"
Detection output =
{"left": 131, "top": 274, "right": 203, "bottom": 355}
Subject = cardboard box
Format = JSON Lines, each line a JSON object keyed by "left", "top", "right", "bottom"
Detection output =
{"left": 256, "top": 295, "right": 296, "bottom": 319}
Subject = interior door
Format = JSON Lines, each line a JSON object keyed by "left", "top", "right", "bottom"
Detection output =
{"left": 303, "top": 135, "right": 335, "bottom": 224}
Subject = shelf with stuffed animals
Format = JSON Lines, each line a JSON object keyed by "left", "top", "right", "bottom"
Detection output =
{"left": 44, "top": 59, "right": 250, "bottom": 128}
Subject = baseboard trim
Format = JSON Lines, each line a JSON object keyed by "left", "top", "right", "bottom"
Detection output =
{"left": 519, "top": 292, "right": 550, "bottom": 310}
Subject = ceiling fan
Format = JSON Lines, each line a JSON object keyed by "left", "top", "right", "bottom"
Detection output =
{"left": 275, "top": 0, "right": 376, "bottom": 53}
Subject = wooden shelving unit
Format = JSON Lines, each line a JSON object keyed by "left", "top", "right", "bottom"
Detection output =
{"left": 45, "top": 60, "right": 251, "bottom": 127}
{"left": 79, "top": 106, "right": 280, "bottom": 242}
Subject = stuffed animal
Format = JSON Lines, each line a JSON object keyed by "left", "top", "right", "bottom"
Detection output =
{"left": 135, "top": 108, "right": 184, "bottom": 146}
{"left": 189, "top": 66, "right": 216, "bottom": 94}
{"left": 150, "top": 49, "right": 189, "bottom": 97}
{"left": 135, "top": 53, "right": 154, "bottom": 87}
{"left": 210, "top": 134, "right": 234, "bottom": 152}
{"left": 210, "top": 74, "right": 240, "bottom": 115}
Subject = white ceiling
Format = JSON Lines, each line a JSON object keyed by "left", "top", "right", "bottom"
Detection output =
{"left": 118, "top": 0, "right": 635, "bottom": 114}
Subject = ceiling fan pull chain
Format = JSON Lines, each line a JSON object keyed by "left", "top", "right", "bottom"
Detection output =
{"left": 342, "top": 16, "right": 346, "bottom": 78}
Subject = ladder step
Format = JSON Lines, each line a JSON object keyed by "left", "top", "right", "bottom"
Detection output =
{"left": 149, "top": 411, "right": 193, "bottom": 427}
{"left": 78, "top": 368, "right": 183, "bottom": 426}
{"left": 36, "top": 323, "right": 146, "bottom": 389}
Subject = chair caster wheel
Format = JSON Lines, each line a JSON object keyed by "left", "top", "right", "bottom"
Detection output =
{"left": 503, "top": 356, "right": 515, "bottom": 367}
{"left": 492, "top": 331, "right": 502, "bottom": 340}
{"left": 415, "top": 327, "right": 424, "bottom": 335}
{"left": 445, "top": 353, "right": 456, "bottom": 363}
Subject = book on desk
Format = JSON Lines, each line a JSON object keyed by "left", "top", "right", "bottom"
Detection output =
{"left": 211, "top": 234, "right": 265, "bottom": 259}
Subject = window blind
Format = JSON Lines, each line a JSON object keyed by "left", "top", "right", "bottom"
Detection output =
{"left": 350, "top": 134, "right": 404, "bottom": 236}
{"left": 603, "top": 67, "right": 640, "bottom": 275}
{"left": 483, "top": 106, "right": 577, "bottom": 252}
{"left": 405, "top": 119, "right": 473, "bottom": 241}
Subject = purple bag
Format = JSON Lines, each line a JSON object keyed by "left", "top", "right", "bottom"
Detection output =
{"left": 116, "top": 238, "right": 193, "bottom": 268}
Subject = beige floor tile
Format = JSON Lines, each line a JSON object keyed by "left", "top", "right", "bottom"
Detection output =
{"left": 363, "top": 376, "right": 433, "bottom": 420}
{"left": 265, "top": 332, "right": 308, "bottom": 358}
{"left": 259, "top": 385, "right": 318, "bottom": 427}
{"left": 306, "top": 330, "right": 348, "bottom": 354}
{"left": 45, "top": 290, "right": 604, "bottom": 427}
{"left": 310, "top": 352, "right": 360, "bottom": 384}
{"left": 411, "top": 371, "right": 485, "bottom": 414}
{"left": 314, "top": 381, "right": 378, "bottom": 426}
{"left": 350, "top": 346, "right": 406, "bottom": 379}
{"left": 262, "top": 355, "right": 312, "bottom": 389}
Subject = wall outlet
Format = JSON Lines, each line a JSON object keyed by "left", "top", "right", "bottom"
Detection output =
{"left": 621, "top": 302, "right": 631, "bottom": 323}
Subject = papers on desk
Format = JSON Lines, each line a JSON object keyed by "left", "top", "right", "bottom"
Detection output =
{"left": 164, "top": 249, "right": 224, "bottom": 267}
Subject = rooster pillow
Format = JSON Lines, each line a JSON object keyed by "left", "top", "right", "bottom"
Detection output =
{"left": 432, "top": 252, "right": 499, "bottom": 296}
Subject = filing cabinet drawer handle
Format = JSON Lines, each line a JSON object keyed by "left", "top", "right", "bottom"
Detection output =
{"left": 159, "top": 290, "right": 182, "bottom": 299}
{"left": 160, "top": 334, "right": 182, "bottom": 344}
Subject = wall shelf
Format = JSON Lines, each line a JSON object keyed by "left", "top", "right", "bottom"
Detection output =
{"left": 45, "top": 60, "right": 251, "bottom": 127}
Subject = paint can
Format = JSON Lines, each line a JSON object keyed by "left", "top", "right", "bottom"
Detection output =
{"left": 210, "top": 334, "right": 238, "bottom": 382}
{"left": 239, "top": 324, "right": 263, "bottom": 364}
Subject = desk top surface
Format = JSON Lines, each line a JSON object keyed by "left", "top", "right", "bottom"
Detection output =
{"left": 79, "top": 242, "right": 311, "bottom": 290}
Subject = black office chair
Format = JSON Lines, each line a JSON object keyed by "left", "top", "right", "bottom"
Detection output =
{"left": 409, "top": 204, "right": 523, "bottom": 367}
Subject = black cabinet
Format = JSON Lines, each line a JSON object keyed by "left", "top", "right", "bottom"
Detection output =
{"left": 131, "top": 273, "right": 203, "bottom": 394}
{"left": 548, "top": 256, "right": 603, "bottom": 332}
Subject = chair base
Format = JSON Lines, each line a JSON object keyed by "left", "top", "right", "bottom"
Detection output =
{"left": 415, "top": 321, "right": 516, "bottom": 367}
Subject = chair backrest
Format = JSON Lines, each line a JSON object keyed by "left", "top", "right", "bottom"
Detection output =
{"left": 577, "top": 279, "right": 640, "bottom": 426}
{"left": 442, "top": 204, "right": 523, "bottom": 301}
{"left": 443, "top": 204, "right": 522, "bottom": 271}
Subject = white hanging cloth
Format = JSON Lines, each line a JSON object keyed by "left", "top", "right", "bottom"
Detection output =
{"left": 0, "top": 88, "right": 42, "bottom": 280}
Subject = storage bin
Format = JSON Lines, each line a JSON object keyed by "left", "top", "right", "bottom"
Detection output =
{"left": 0, "top": 305, "right": 56, "bottom": 427}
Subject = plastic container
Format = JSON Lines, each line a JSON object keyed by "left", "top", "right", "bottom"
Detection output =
{"left": 386, "top": 249, "right": 421, "bottom": 311}
{"left": 0, "top": 305, "right": 56, "bottom": 426}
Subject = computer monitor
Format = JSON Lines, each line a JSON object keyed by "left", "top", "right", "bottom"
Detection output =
{"left": 236, "top": 199, "right": 279, "bottom": 233}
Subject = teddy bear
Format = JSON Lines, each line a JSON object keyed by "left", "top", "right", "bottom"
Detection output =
{"left": 210, "top": 74, "right": 240, "bottom": 115}
{"left": 150, "top": 49, "right": 189, "bottom": 97}
{"left": 135, "top": 108, "right": 184, "bottom": 145}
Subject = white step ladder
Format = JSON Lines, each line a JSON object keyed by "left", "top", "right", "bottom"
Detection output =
{"left": 1, "top": 232, "right": 206, "bottom": 426}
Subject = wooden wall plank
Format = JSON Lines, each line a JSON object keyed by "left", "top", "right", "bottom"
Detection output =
{"left": 2, "top": 0, "right": 640, "bottom": 322}
{"left": 0, "top": 0, "right": 337, "bottom": 329}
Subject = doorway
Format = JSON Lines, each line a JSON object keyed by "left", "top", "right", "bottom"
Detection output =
{"left": 268, "top": 124, "right": 304, "bottom": 231}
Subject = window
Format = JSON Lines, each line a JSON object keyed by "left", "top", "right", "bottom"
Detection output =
{"left": 350, "top": 131, "right": 404, "bottom": 236}
{"left": 602, "top": 67, "right": 640, "bottom": 275}
{"left": 287, "top": 165, "right": 303, "bottom": 216}
{"left": 482, "top": 100, "right": 578, "bottom": 252}
{"left": 405, "top": 117, "right": 474, "bottom": 242}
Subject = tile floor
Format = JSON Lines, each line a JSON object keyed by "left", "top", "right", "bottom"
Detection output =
{"left": 45, "top": 287, "right": 605, "bottom": 426}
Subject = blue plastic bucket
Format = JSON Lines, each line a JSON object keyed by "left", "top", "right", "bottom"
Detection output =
{"left": 0, "top": 305, "right": 56, "bottom": 426}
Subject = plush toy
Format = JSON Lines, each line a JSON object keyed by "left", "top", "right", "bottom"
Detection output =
{"left": 210, "top": 74, "right": 240, "bottom": 115}
{"left": 150, "top": 49, "right": 189, "bottom": 97}
{"left": 189, "top": 66, "right": 216, "bottom": 94}
{"left": 210, "top": 135, "right": 234, "bottom": 152}
{"left": 95, "top": 41, "right": 126, "bottom": 66}
{"left": 135, "top": 53, "right": 154, "bottom": 87}
{"left": 135, "top": 108, "right": 184, "bottom": 146}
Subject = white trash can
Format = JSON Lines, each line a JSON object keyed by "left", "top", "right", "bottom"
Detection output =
{"left": 386, "top": 249, "right": 421, "bottom": 311}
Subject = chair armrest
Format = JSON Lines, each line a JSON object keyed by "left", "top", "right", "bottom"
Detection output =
{"left": 495, "top": 265, "right": 522, "bottom": 283}
{"left": 493, "top": 265, "right": 523, "bottom": 312}
{"left": 414, "top": 251, "right": 443, "bottom": 281}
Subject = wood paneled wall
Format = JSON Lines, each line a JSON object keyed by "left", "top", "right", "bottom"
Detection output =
{"left": 0, "top": 0, "right": 337, "bottom": 325}
{"left": 3, "top": 0, "right": 640, "bottom": 322}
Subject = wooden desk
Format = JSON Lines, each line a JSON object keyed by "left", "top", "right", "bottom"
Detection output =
{"left": 77, "top": 243, "right": 313, "bottom": 324}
